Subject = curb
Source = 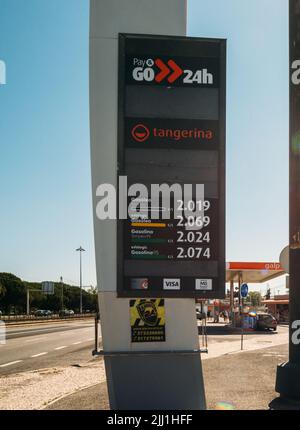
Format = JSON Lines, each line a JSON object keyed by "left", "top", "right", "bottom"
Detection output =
{"left": 39, "top": 382, "right": 102, "bottom": 410}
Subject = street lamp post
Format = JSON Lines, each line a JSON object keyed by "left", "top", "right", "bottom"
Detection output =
{"left": 76, "top": 247, "right": 85, "bottom": 314}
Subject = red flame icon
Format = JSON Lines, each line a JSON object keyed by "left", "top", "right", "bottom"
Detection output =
{"left": 131, "top": 124, "right": 150, "bottom": 142}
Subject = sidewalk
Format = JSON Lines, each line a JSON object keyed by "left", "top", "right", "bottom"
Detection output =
{"left": 201, "top": 323, "right": 288, "bottom": 360}
{"left": 0, "top": 323, "right": 289, "bottom": 410}
{"left": 45, "top": 343, "right": 289, "bottom": 410}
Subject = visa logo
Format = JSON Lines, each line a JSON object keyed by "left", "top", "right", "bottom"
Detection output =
{"left": 163, "top": 279, "right": 181, "bottom": 290}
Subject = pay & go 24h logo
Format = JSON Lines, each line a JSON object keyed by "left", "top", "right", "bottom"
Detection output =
{"left": 131, "top": 57, "right": 214, "bottom": 85}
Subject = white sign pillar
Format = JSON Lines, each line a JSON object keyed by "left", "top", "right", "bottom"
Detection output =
{"left": 90, "top": 0, "right": 206, "bottom": 409}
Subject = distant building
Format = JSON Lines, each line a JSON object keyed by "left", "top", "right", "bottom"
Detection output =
{"left": 262, "top": 294, "right": 289, "bottom": 322}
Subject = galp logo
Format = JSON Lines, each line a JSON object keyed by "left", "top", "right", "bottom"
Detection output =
{"left": 131, "top": 124, "right": 150, "bottom": 142}
{"left": 132, "top": 57, "right": 213, "bottom": 85}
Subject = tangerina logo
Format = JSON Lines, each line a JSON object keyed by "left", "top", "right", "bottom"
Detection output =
{"left": 131, "top": 124, "right": 150, "bottom": 142}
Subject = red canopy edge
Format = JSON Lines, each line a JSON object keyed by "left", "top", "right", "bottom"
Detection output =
{"left": 227, "top": 262, "right": 283, "bottom": 271}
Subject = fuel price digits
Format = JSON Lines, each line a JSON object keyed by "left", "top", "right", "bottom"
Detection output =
{"left": 175, "top": 199, "right": 212, "bottom": 261}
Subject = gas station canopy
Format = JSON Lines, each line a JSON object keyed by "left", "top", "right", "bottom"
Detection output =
{"left": 226, "top": 262, "right": 285, "bottom": 283}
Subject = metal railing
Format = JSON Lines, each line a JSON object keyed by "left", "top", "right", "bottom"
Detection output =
{"left": 199, "top": 317, "right": 208, "bottom": 352}
{"left": 93, "top": 313, "right": 101, "bottom": 355}
{"left": 1, "top": 313, "right": 96, "bottom": 323}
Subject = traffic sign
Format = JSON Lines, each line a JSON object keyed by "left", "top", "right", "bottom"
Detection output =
{"left": 117, "top": 34, "right": 226, "bottom": 299}
{"left": 41, "top": 281, "right": 54, "bottom": 295}
{"left": 240, "top": 283, "right": 248, "bottom": 298}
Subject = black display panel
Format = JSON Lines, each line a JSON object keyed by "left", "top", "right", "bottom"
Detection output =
{"left": 125, "top": 86, "right": 219, "bottom": 119}
{"left": 117, "top": 34, "right": 226, "bottom": 299}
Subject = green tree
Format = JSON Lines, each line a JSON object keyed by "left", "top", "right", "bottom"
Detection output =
{"left": 265, "top": 288, "right": 271, "bottom": 300}
{"left": 0, "top": 281, "right": 6, "bottom": 300}
{"left": 0, "top": 273, "right": 98, "bottom": 314}
{"left": 249, "top": 291, "right": 262, "bottom": 307}
{"left": 0, "top": 273, "right": 27, "bottom": 313}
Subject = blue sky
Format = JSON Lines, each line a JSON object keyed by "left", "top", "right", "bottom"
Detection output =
{"left": 0, "top": 0, "right": 289, "bottom": 293}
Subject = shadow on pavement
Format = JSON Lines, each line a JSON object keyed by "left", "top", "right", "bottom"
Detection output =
{"left": 269, "top": 397, "right": 300, "bottom": 410}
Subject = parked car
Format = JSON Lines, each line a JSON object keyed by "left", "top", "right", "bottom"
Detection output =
{"left": 59, "top": 309, "right": 75, "bottom": 317}
{"left": 34, "top": 309, "right": 52, "bottom": 317}
{"left": 35, "top": 310, "right": 46, "bottom": 317}
{"left": 256, "top": 313, "right": 277, "bottom": 331}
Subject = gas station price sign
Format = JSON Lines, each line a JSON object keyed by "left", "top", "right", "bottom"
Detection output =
{"left": 117, "top": 34, "right": 226, "bottom": 299}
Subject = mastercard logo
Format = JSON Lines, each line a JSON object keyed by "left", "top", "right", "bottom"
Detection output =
{"left": 131, "top": 124, "right": 150, "bottom": 142}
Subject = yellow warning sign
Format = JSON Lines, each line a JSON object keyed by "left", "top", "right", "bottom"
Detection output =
{"left": 130, "top": 299, "right": 165, "bottom": 343}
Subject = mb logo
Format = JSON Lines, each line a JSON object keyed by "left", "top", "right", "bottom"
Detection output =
{"left": 0, "top": 60, "right": 6, "bottom": 85}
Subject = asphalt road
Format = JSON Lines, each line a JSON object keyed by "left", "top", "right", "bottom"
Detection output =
{"left": 0, "top": 319, "right": 287, "bottom": 377}
{"left": 0, "top": 319, "right": 99, "bottom": 376}
{"left": 0, "top": 320, "right": 290, "bottom": 410}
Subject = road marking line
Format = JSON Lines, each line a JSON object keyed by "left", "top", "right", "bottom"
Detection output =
{"left": 31, "top": 352, "right": 48, "bottom": 358}
{"left": 58, "top": 329, "right": 90, "bottom": 335}
{"left": 72, "top": 341, "right": 82, "bottom": 345}
{"left": 54, "top": 346, "right": 67, "bottom": 350}
{"left": 24, "top": 337, "right": 44, "bottom": 343}
{"left": 8, "top": 324, "right": 95, "bottom": 337}
{"left": 0, "top": 360, "right": 23, "bottom": 367}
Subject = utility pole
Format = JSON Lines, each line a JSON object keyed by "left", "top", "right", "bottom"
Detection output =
{"left": 26, "top": 288, "right": 40, "bottom": 315}
{"left": 27, "top": 288, "right": 30, "bottom": 315}
{"left": 230, "top": 280, "right": 234, "bottom": 326}
{"left": 76, "top": 247, "right": 85, "bottom": 314}
{"left": 275, "top": 0, "right": 300, "bottom": 402}
{"left": 60, "top": 276, "right": 64, "bottom": 311}
{"left": 238, "top": 272, "right": 242, "bottom": 313}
